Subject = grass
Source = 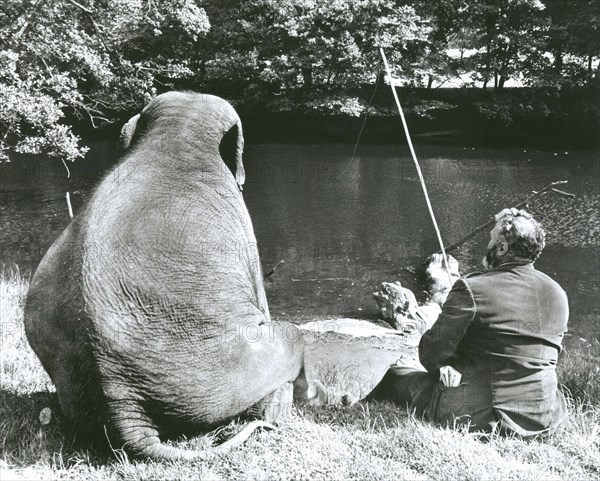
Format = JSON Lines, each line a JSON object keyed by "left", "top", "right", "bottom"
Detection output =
{"left": 1, "top": 269, "right": 599, "bottom": 480}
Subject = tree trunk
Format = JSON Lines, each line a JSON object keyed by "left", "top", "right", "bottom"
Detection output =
{"left": 427, "top": 75, "right": 434, "bottom": 89}
{"left": 498, "top": 76, "right": 506, "bottom": 90}
{"left": 302, "top": 68, "right": 313, "bottom": 93}
{"left": 554, "top": 48, "right": 563, "bottom": 74}
{"left": 301, "top": 68, "right": 312, "bottom": 106}
{"left": 494, "top": 71, "right": 498, "bottom": 90}
{"left": 483, "top": 33, "right": 492, "bottom": 91}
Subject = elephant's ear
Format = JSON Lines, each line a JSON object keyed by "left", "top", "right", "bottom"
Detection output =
{"left": 118, "top": 113, "right": 140, "bottom": 154}
{"left": 219, "top": 119, "right": 245, "bottom": 190}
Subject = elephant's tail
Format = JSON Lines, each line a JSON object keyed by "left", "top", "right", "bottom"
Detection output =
{"left": 116, "top": 420, "right": 275, "bottom": 461}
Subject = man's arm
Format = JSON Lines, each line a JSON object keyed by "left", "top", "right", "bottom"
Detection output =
{"left": 418, "top": 278, "right": 476, "bottom": 372}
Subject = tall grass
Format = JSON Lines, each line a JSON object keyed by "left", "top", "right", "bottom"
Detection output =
{"left": 558, "top": 334, "right": 600, "bottom": 408}
{"left": 1, "top": 270, "right": 598, "bottom": 480}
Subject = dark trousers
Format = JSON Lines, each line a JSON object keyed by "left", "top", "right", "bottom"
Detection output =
{"left": 365, "top": 366, "right": 437, "bottom": 416}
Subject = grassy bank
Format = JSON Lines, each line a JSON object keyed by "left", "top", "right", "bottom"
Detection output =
{"left": 1, "top": 270, "right": 598, "bottom": 480}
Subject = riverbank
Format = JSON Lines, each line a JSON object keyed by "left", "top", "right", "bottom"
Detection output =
{"left": 2, "top": 271, "right": 598, "bottom": 480}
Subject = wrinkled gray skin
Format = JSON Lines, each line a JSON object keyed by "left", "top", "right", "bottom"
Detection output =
{"left": 24, "top": 92, "right": 326, "bottom": 461}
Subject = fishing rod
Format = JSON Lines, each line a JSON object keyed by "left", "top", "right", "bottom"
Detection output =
{"left": 438, "top": 180, "right": 575, "bottom": 254}
{"left": 379, "top": 47, "right": 454, "bottom": 285}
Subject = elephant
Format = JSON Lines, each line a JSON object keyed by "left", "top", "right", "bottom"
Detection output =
{"left": 24, "top": 92, "right": 327, "bottom": 461}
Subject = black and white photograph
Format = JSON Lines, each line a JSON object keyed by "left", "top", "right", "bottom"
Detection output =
{"left": 1, "top": 1, "right": 598, "bottom": 479}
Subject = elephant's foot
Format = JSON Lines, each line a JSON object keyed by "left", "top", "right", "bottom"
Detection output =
{"left": 246, "top": 382, "right": 294, "bottom": 424}
{"left": 341, "top": 393, "right": 359, "bottom": 407}
{"left": 305, "top": 379, "right": 328, "bottom": 406}
{"left": 293, "top": 368, "right": 328, "bottom": 406}
{"left": 106, "top": 397, "right": 274, "bottom": 461}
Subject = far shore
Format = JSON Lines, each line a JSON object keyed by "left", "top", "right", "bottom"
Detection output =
{"left": 65, "top": 86, "right": 600, "bottom": 151}
{"left": 74, "top": 110, "right": 598, "bottom": 151}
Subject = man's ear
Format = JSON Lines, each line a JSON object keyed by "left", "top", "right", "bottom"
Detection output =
{"left": 497, "top": 242, "right": 509, "bottom": 257}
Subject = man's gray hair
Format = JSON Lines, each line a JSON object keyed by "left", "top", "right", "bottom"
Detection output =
{"left": 494, "top": 208, "right": 546, "bottom": 262}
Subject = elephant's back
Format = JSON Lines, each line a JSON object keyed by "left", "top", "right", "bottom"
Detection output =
{"left": 75, "top": 153, "right": 273, "bottom": 419}
{"left": 81, "top": 152, "right": 268, "bottom": 328}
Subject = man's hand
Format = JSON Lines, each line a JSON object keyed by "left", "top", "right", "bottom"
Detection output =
{"left": 425, "top": 254, "right": 460, "bottom": 306}
{"left": 439, "top": 365, "right": 462, "bottom": 387}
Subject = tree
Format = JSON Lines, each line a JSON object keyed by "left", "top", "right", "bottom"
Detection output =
{"left": 0, "top": 0, "right": 210, "bottom": 162}
{"left": 410, "top": 0, "right": 472, "bottom": 89}
{"left": 1, "top": 0, "right": 597, "bottom": 161}
{"left": 196, "top": 0, "right": 430, "bottom": 115}
{"left": 542, "top": 0, "right": 600, "bottom": 86}
{"left": 462, "top": 0, "right": 549, "bottom": 90}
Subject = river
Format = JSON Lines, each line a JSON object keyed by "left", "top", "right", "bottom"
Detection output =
{"left": 1, "top": 142, "right": 598, "bottom": 348}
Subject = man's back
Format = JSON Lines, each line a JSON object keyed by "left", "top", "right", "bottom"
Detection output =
{"left": 419, "top": 263, "right": 569, "bottom": 436}
{"left": 462, "top": 263, "right": 568, "bottom": 434}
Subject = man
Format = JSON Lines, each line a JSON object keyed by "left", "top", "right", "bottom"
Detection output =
{"left": 364, "top": 208, "right": 569, "bottom": 437}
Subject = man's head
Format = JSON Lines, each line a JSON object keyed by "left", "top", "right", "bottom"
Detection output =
{"left": 483, "top": 208, "right": 546, "bottom": 270}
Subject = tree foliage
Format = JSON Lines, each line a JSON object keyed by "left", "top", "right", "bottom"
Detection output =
{"left": 0, "top": 0, "right": 598, "bottom": 161}
{"left": 197, "top": 0, "right": 430, "bottom": 114}
{"left": 0, "top": 0, "right": 209, "bottom": 161}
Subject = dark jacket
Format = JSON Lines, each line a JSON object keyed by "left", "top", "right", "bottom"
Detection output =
{"left": 419, "top": 262, "right": 569, "bottom": 436}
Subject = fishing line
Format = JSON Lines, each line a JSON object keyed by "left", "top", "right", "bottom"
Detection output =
{"left": 379, "top": 47, "right": 453, "bottom": 285}
{"left": 340, "top": 57, "right": 382, "bottom": 177}
{"left": 349, "top": 57, "right": 381, "bottom": 165}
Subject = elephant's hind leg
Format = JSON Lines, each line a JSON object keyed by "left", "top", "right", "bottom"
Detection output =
{"left": 105, "top": 396, "right": 272, "bottom": 461}
{"left": 105, "top": 399, "right": 163, "bottom": 458}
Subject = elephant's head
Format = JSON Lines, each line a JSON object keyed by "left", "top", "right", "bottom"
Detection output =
{"left": 118, "top": 92, "right": 246, "bottom": 189}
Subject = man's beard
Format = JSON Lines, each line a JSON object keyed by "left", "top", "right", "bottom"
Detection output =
{"left": 483, "top": 244, "right": 502, "bottom": 270}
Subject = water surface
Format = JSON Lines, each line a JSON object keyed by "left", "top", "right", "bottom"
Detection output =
{"left": 1, "top": 143, "right": 598, "bottom": 347}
